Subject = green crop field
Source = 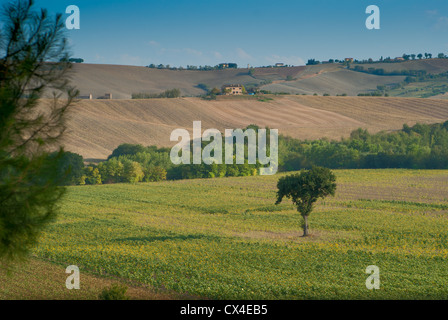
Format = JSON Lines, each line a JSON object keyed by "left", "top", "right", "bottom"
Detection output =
{"left": 388, "top": 79, "right": 448, "bottom": 98}
{"left": 3, "top": 169, "right": 448, "bottom": 299}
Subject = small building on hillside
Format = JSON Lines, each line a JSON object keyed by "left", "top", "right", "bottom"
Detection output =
{"left": 275, "top": 63, "right": 285, "bottom": 67}
{"left": 77, "top": 94, "right": 93, "bottom": 100}
{"left": 222, "top": 84, "right": 243, "bottom": 95}
{"left": 104, "top": 93, "right": 112, "bottom": 99}
{"left": 345, "top": 58, "right": 354, "bottom": 63}
{"left": 394, "top": 57, "right": 405, "bottom": 62}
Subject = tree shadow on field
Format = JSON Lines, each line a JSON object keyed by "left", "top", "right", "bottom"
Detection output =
{"left": 113, "top": 233, "right": 220, "bottom": 244}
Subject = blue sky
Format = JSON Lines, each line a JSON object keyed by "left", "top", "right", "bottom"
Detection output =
{"left": 33, "top": 0, "right": 448, "bottom": 67}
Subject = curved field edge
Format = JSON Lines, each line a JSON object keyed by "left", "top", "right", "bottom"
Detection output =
{"left": 2, "top": 169, "right": 444, "bottom": 300}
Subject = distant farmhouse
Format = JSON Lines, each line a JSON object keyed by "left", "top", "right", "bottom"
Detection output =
{"left": 222, "top": 84, "right": 243, "bottom": 95}
{"left": 275, "top": 63, "right": 285, "bottom": 67}
{"left": 345, "top": 58, "right": 354, "bottom": 63}
{"left": 77, "top": 93, "right": 112, "bottom": 100}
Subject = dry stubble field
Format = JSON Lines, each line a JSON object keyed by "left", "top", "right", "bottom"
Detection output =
{"left": 59, "top": 96, "right": 448, "bottom": 160}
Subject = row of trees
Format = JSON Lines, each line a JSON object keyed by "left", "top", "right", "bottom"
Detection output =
{"left": 349, "top": 52, "right": 446, "bottom": 64}
{"left": 358, "top": 53, "right": 435, "bottom": 64}
{"left": 279, "top": 121, "right": 448, "bottom": 171}
{"left": 351, "top": 65, "right": 428, "bottom": 77}
{"left": 58, "top": 147, "right": 171, "bottom": 186}
{"left": 307, "top": 52, "right": 447, "bottom": 66}
{"left": 56, "top": 121, "right": 448, "bottom": 187}
{"left": 68, "top": 58, "right": 84, "bottom": 63}
{"left": 131, "top": 88, "right": 181, "bottom": 99}
{"left": 401, "top": 53, "right": 448, "bottom": 60}
{"left": 56, "top": 135, "right": 263, "bottom": 186}
{"left": 148, "top": 52, "right": 446, "bottom": 71}
{"left": 146, "top": 64, "right": 238, "bottom": 71}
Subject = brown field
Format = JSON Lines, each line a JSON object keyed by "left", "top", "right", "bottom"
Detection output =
{"left": 70, "top": 63, "right": 294, "bottom": 99}
{"left": 60, "top": 96, "right": 448, "bottom": 160}
{"left": 68, "top": 60, "right": 448, "bottom": 100}
{"left": 263, "top": 69, "right": 405, "bottom": 95}
{"left": 252, "top": 65, "right": 306, "bottom": 81}
{"left": 258, "top": 60, "right": 448, "bottom": 95}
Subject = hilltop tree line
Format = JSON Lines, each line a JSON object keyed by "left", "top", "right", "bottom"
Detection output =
{"left": 355, "top": 53, "right": 442, "bottom": 64}
{"left": 146, "top": 63, "right": 237, "bottom": 71}
{"left": 306, "top": 52, "right": 447, "bottom": 66}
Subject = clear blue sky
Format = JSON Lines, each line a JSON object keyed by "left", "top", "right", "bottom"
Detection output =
{"left": 34, "top": 0, "right": 448, "bottom": 67}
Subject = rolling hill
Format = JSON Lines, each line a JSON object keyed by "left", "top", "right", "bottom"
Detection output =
{"left": 61, "top": 96, "right": 448, "bottom": 160}
{"left": 68, "top": 59, "right": 448, "bottom": 99}
{"left": 351, "top": 58, "right": 448, "bottom": 75}
{"left": 261, "top": 69, "right": 405, "bottom": 96}
{"left": 69, "top": 63, "right": 306, "bottom": 99}
{"left": 57, "top": 60, "right": 448, "bottom": 160}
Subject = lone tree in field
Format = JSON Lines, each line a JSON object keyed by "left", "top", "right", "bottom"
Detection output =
{"left": 275, "top": 167, "right": 336, "bottom": 236}
{"left": 0, "top": 0, "right": 77, "bottom": 262}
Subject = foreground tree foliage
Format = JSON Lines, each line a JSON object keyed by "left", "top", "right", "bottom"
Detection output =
{"left": 275, "top": 167, "right": 336, "bottom": 236}
{"left": 49, "top": 151, "right": 84, "bottom": 186}
{"left": 0, "top": 0, "right": 77, "bottom": 262}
